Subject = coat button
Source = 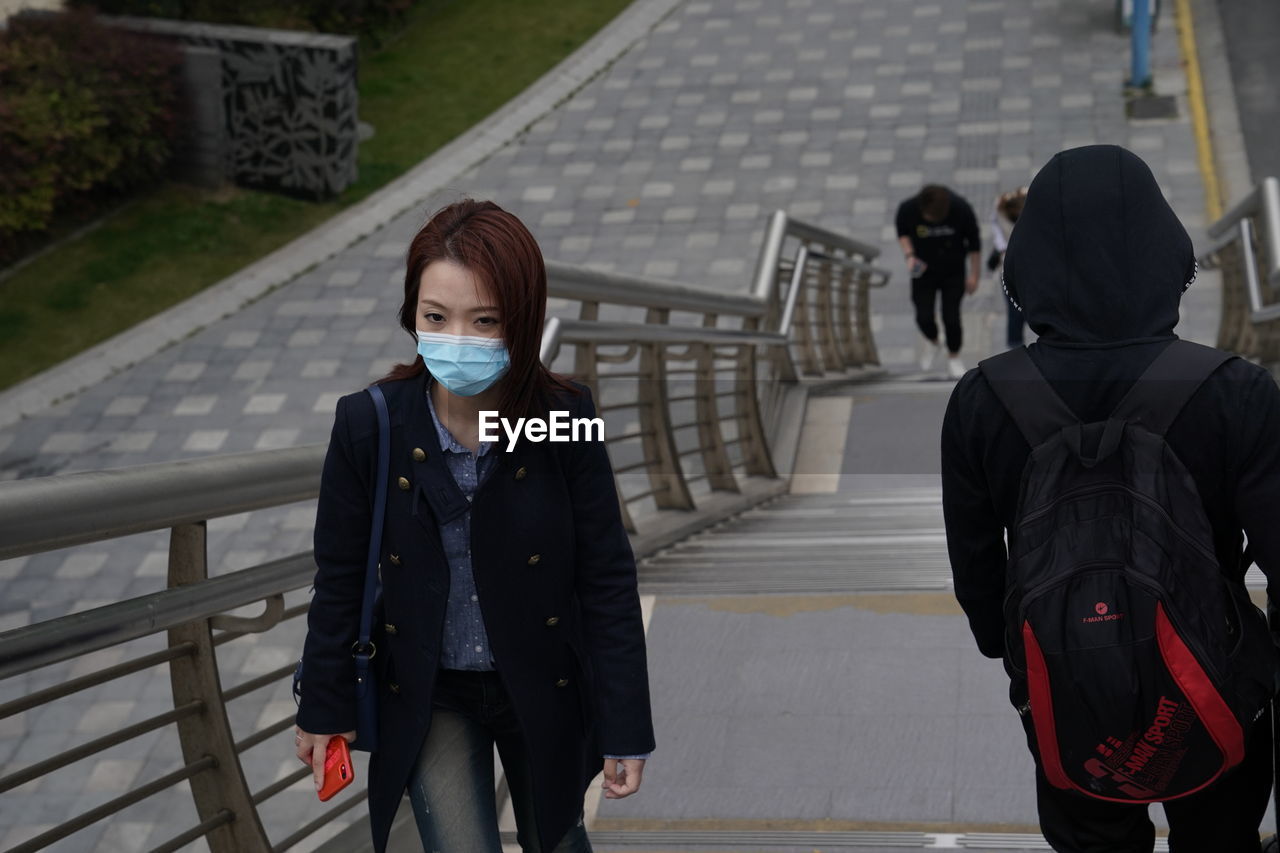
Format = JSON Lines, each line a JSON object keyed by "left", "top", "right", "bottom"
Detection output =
{"left": 555, "top": 677, "right": 570, "bottom": 688}
{"left": 397, "top": 476, "right": 410, "bottom": 491}
{"left": 384, "top": 623, "right": 398, "bottom": 635}
{"left": 515, "top": 466, "right": 528, "bottom": 480}
{"left": 545, "top": 616, "right": 560, "bottom": 627}
{"left": 527, "top": 554, "right": 541, "bottom": 565}
{"left": 389, "top": 682, "right": 401, "bottom": 694}
{"left": 389, "top": 554, "right": 402, "bottom": 566}
{"left": 412, "top": 448, "right": 426, "bottom": 462}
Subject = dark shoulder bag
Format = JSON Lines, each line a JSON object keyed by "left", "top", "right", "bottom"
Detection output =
{"left": 293, "top": 383, "right": 390, "bottom": 752}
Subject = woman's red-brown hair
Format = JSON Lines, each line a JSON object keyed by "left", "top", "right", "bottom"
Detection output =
{"left": 378, "top": 199, "right": 577, "bottom": 418}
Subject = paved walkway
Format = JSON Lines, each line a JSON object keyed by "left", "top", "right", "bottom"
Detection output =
{"left": 0, "top": 0, "right": 1242, "bottom": 849}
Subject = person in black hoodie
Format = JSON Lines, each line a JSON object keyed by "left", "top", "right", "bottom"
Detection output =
{"left": 941, "top": 145, "right": 1280, "bottom": 852}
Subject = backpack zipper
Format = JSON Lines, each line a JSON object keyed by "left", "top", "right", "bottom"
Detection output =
{"left": 1018, "top": 561, "right": 1125, "bottom": 609}
{"left": 1006, "top": 561, "right": 1125, "bottom": 678}
{"left": 1015, "top": 484, "right": 1219, "bottom": 566}
{"left": 1122, "top": 487, "right": 1220, "bottom": 566}
{"left": 1009, "top": 561, "right": 1226, "bottom": 687}
{"left": 1124, "top": 569, "right": 1225, "bottom": 686}
{"left": 1016, "top": 484, "right": 1115, "bottom": 527}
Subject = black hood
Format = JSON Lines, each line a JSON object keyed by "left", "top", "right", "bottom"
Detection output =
{"left": 1003, "top": 145, "right": 1197, "bottom": 344}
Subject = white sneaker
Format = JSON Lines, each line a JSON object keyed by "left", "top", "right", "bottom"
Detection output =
{"left": 918, "top": 339, "right": 943, "bottom": 372}
{"left": 947, "top": 355, "right": 966, "bottom": 379}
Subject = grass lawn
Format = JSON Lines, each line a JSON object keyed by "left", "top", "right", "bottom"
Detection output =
{"left": 0, "top": 0, "right": 632, "bottom": 392}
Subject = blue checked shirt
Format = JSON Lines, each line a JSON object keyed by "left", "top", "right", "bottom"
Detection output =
{"left": 425, "top": 384, "right": 497, "bottom": 671}
{"left": 424, "top": 385, "right": 650, "bottom": 760}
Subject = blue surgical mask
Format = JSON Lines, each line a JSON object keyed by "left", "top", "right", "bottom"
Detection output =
{"left": 416, "top": 331, "right": 510, "bottom": 396}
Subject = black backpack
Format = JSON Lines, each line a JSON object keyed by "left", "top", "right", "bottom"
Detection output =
{"left": 980, "top": 340, "right": 1277, "bottom": 803}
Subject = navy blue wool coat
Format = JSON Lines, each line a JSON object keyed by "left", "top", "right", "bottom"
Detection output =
{"left": 296, "top": 372, "right": 656, "bottom": 853}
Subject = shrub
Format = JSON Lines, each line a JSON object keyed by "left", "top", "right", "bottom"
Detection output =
{"left": 67, "top": 0, "right": 415, "bottom": 37}
{"left": 0, "top": 10, "right": 182, "bottom": 262}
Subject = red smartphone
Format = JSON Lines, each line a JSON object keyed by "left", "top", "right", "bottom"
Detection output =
{"left": 317, "top": 735, "right": 354, "bottom": 802}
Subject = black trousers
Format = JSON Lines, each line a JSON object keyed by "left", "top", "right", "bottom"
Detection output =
{"left": 911, "top": 274, "right": 965, "bottom": 354}
{"left": 1034, "top": 707, "right": 1273, "bottom": 853}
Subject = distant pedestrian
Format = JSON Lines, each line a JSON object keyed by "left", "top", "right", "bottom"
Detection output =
{"left": 895, "top": 184, "right": 982, "bottom": 378}
{"left": 989, "top": 186, "right": 1029, "bottom": 349}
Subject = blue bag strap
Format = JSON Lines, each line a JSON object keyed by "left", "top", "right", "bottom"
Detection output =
{"left": 358, "top": 384, "right": 390, "bottom": 654}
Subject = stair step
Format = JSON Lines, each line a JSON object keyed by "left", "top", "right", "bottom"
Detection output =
{"left": 639, "top": 487, "right": 952, "bottom": 594}
{"left": 507, "top": 828, "right": 1169, "bottom": 851}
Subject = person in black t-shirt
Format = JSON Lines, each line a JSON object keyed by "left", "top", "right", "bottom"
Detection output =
{"left": 895, "top": 184, "right": 981, "bottom": 378}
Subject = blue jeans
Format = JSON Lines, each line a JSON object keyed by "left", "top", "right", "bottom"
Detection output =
{"left": 408, "top": 668, "right": 592, "bottom": 853}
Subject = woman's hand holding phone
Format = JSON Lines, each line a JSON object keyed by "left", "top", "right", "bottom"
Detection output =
{"left": 295, "top": 728, "right": 356, "bottom": 798}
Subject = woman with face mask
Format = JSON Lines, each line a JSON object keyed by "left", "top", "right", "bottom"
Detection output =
{"left": 293, "top": 199, "right": 655, "bottom": 853}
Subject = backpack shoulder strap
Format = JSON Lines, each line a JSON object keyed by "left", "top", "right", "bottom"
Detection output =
{"left": 978, "top": 347, "right": 1080, "bottom": 447}
{"left": 1110, "top": 340, "right": 1234, "bottom": 436}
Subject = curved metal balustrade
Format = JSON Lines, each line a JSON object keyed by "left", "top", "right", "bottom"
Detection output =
{"left": 1198, "top": 177, "right": 1280, "bottom": 364}
{"left": 0, "top": 211, "right": 889, "bottom": 853}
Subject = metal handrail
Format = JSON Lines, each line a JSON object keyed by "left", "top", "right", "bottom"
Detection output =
{"left": 0, "top": 554, "right": 310, "bottom": 679}
{"left": 0, "top": 447, "right": 323, "bottom": 561}
{"left": 778, "top": 245, "right": 809, "bottom": 339}
{"left": 1239, "top": 219, "right": 1280, "bottom": 323}
{"left": 555, "top": 320, "right": 786, "bottom": 347}
{"left": 805, "top": 248, "right": 893, "bottom": 284}
{"left": 1205, "top": 176, "right": 1280, "bottom": 319}
{"left": 777, "top": 215, "right": 881, "bottom": 258}
{"left": 1206, "top": 177, "right": 1280, "bottom": 277}
{"left": 750, "top": 209, "right": 886, "bottom": 302}
{"left": 0, "top": 209, "right": 889, "bottom": 853}
{"left": 1198, "top": 177, "right": 1280, "bottom": 362}
{"left": 546, "top": 260, "right": 764, "bottom": 316}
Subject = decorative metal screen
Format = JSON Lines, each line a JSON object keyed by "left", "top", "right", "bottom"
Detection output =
{"left": 111, "top": 16, "right": 359, "bottom": 199}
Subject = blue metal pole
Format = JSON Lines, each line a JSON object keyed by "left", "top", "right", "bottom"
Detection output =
{"left": 1131, "top": 0, "right": 1152, "bottom": 88}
